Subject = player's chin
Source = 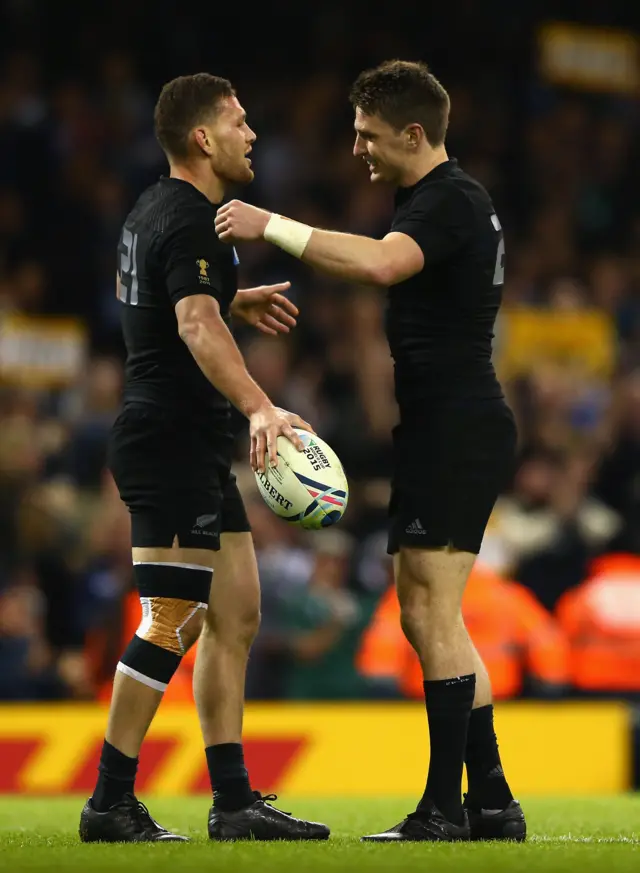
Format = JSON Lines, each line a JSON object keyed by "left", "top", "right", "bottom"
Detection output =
{"left": 239, "top": 162, "right": 255, "bottom": 184}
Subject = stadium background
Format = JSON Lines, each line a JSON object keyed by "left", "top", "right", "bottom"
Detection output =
{"left": 0, "top": 0, "right": 639, "bottom": 798}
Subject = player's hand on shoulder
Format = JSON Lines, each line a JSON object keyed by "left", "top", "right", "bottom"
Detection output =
{"left": 215, "top": 200, "right": 271, "bottom": 243}
{"left": 230, "top": 282, "right": 299, "bottom": 335}
{"left": 249, "top": 405, "right": 315, "bottom": 472}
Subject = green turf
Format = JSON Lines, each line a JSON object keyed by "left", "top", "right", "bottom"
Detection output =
{"left": 1, "top": 796, "right": 639, "bottom": 872}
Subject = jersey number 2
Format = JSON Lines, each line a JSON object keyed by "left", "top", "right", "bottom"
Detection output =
{"left": 491, "top": 213, "right": 505, "bottom": 286}
{"left": 119, "top": 227, "right": 139, "bottom": 305}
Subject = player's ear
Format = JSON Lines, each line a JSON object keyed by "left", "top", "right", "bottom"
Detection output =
{"left": 405, "top": 124, "right": 424, "bottom": 150}
{"left": 194, "top": 127, "right": 213, "bottom": 155}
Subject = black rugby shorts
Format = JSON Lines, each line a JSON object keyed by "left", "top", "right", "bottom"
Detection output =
{"left": 387, "top": 399, "right": 517, "bottom": 555}
{"left": 108, "top": 403, "right": 250, "bottom": 550}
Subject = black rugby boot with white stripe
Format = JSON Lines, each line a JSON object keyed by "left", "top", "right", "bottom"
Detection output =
{"left": 208, "top": 792, "right": 330, "bottom": 841}
{"left": 79, "top": 794, "right": 189, "bottom": 842}
{"left": 362, "top": 801, "right": 470, "bottom": 842}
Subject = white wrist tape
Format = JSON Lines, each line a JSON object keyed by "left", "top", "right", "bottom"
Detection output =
{"left": 263, "top": 213, "right": 313, "bottom": 259}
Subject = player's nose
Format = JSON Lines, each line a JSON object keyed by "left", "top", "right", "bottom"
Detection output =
{"left": 353, "top": 133, "right": 367, "bottom": 158}
{"left": 247, "top": 125, "right": 257, "bottom": 144}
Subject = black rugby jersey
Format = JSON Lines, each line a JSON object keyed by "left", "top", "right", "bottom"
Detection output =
{"left": 116, "top": 177, "right": 238, "bottom": 421}
{"left": 388, "top": 158, "right": 504, "bottom": 410}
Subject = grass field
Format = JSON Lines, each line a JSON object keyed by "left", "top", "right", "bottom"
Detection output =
{"left": 1, "top": 795, "right": 639, "bottom": 872}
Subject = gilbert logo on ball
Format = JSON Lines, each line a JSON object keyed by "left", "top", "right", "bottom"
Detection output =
{"left": 254, "top": 428, "right": 348, "bottom": 529}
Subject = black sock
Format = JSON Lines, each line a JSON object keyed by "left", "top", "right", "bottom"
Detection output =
{"left": 206, "top": 743, "right": 255, "bottom": 811}
{"left": 465, "top": 704, "right": 513, "bottom": 810}
{"left": 92, "top": 740, "right": 138, "bottom": 812}
{"left": 417, "top": 674, "right": 476, "bottom": 825}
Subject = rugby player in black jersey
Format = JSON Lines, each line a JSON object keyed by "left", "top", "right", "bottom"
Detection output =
{"left": 216, "top": 60, "right": 525, "bottom": 843}
{"left": 79, "top": 73, "right": 329, "bottom": 844}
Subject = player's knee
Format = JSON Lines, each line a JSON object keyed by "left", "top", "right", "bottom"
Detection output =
{"left": 180, "top": 605, "right": 206, "bottom": 650}
{"left": 117, "top": 593, "right": 209, "bottom": 691}
{"left": 117, "top": 596, "right": 207, "bottom": 692}
{"left": 234, "top": 598, "right": 261, "bottom": 644}
{"left": 400, "top": 589, "right": 461, "bottom": 630}
{"left": 234, "top": 605, "right": 261, "bottom": 649}
{"left": 203, "top": 601, "right": 260, "bottom": 648}
{"left": 136, "top": 565, "right": 212, "bottom": 654}
{"left": 398, "top": 592, "right": 429, "bottom": 649}
{"left": 137, "top": 595, "right": 208, "bottom": 655}
{"left": 244, "top": 604, "right": 261, "bottom": 644}
{"left": 397, "top": 570, "right": 461, "bottom": 644}
{"left": 116, "top": 563, "right": 213, "bottom": 691}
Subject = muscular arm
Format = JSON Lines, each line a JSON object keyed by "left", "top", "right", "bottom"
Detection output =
{"left": 216, "top": 186, "right": 471, "bottom": 287}
{"left": 299, "top": 229, "right": 424, "bottom": 286}
{"left": 175, "top": 294, "right": 271, "bottom": 418}
{"left": 215, "top": 200, "right": 424, "bottom": 286}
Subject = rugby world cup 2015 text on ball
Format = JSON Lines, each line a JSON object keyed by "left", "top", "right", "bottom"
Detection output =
{"left": 303, "top": 442, "right": 331, "bottom": 472}
{"left": 255, "top": 468, "right": 294, "bottom": 512}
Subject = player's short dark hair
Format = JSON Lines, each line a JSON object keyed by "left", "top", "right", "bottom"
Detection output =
{"left": 349, "top": 60, "right": 450, "bottom": 146}
{"left": 154, "top": 73, "right": 235, "bottom": 160}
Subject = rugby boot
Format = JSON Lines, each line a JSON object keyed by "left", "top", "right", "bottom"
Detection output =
{"left": 464, "top": 796, "right": 526, "bottom": 842}
{"left": 79, "top": 793, "right": 189, "bottom": 842}
{"left": 362, "top": 800, "right": 470, "bottom": 842}
{"left": 208, "top": 792, "right": 330, "bottom": 841}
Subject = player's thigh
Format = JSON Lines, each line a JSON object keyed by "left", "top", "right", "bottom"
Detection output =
{"left": 110, "top": 404, "right": 232, "bottom": 559}
{"left": 388, "top": 400, "right": 516, "bottom": 557}
{"left": 205, "top": 469, "right": 259, "bottom": 633}
{"left": 108, "top": 403, "right": 176, "bottom": 521}
{"left": 394, "top": 546, "right": 476, "bottom": 616}
{"left": 205, "top": 531, "right": 261, "bottom": 638}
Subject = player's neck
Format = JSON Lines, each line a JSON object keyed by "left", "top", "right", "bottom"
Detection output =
{"left": 399, "top": 146, "right": 449, "bottom": 188}
{"left": 169, "top": 164, "right": 225, "bottom": 205}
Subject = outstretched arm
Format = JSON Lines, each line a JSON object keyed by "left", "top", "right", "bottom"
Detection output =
{"left": 301, "top": 224, "right": 423, "bottom": 286}
{"left": 215, "top": 201, "right": 424, "bottom": 286}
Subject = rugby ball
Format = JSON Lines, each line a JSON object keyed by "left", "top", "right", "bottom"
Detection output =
{"left": 254, "top": 427, "right": 348, "bottom": 529}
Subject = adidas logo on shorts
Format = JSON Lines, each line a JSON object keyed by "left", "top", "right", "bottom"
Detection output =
{"left": 405, "top": 518, "right": 427, "bottom": 535}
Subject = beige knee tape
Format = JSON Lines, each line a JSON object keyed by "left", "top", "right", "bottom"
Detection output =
{"left": 137, "top": 597, "right": 207, "bottom": 656}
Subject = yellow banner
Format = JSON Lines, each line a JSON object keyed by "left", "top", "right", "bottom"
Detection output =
{"left": 0, "top": 313, "right": 87, "bottom": 388}
{"left": 497, "top": 307, "right": 615, "bottom": 381}
{"left": 539, "top": 22, "right": 640, "bottom": 94}
{"left": 0, "top": 702, "right": 630, "bottom": 795}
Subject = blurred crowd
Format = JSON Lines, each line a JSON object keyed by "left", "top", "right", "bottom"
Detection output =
{"left": 0, "top": 4, "right": 639, "bottom": 702}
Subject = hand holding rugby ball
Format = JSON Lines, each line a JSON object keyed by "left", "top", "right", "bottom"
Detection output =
{"left": 254, "top": 427, "right": 348, "bottom": 529}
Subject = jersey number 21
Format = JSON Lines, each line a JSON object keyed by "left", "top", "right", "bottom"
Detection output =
{"left": 118, "top": 226, "right": 139, "bottom": 306}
